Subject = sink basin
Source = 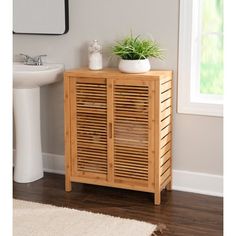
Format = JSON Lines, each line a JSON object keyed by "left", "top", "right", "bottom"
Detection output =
{"left": 13, "top": 62, "right": 64, "bottom": 183}
{"left": 13, "top": 62, "right": 64, "bottom": 88}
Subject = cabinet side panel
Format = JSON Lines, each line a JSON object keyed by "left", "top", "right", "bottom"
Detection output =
{"left": 154, "top": 79, "right": 161, "bottom": 204}
{"left": 159, "top": 76, "right": 173, "bottom": 190}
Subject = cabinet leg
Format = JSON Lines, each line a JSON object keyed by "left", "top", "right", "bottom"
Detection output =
{"left": 166, "top": 180, "right": 172, "bottom": 191}
{"left": 154, "top": 192, "right": 161, "bottom": 205}
{"left": 65, "top": 177, "right": 72, "bottom": 192}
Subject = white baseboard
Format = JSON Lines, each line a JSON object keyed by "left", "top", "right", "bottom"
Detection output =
{"left": 42, "top": 152, "right": 65, "bottom": 175}
{"left": 13, "top": 150, "right": 65, "bottom": 175}
{"left": 14, "top": 150, "right": 223, "bottom": 197}
{"left": 172, "top": 170, "right": 223, "bottom": 197}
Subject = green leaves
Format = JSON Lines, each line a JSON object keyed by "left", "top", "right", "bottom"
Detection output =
{"left": 112, "top": 34, "right": 164, "bottom": 60}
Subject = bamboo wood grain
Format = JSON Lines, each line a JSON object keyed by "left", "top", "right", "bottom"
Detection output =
{"left": 160, "top": 89, "right": 171, "bottom": 102}
{"left": 107, "top": 79, "right": 114, "bottom": 183}
{"left": 160, "top": 107, "right": 171, "bottom": 121}
{"left": 160, "top": 76, "right": 172, "bottom": 84}
{"left": 113, "top": 80, "right": 150, "bottom": 186}
{"left": 73, "top": 79, "right": 108, "bottom": 177}
{"left": 64, "top": 69, "right": 172, "bottom": 204}
{"left": 160, "top": 150, "right": 171, "bottom": 166}
{"left": 160, "top": 140, "right": 171, "bottom": 158}
{"left": 154, "top": 79, "right": 161, "bottom": 205}
{"left": 69, "top": 176, "right": 154, "bottom": 192}
{"left": 160, "top": 98, "right": 171, "bottom": 111}
{"left": 65, "top": 68, "right": 172, "bottom": 80}
{"left": 70, "top": 79, "right": 80, "bottom": 176}
{"left": 148, "top": 82, "right": 155, "bottom": 189}
{"left": 160, "top": 115, "right": 171, "bottom": 130}
{"left": 160, "top": 75, "right": 173, "bottom": 191}
{"left": 166, "top": 78, "right": 173, "bottom": 191}
{"left": 160, "top": 81, "right": 172, "bottom": 93}
{"left": 161, "top": 176, "right": 172, "bottom": 190}
{"left": 160, "top": 125, "right": 171, "bottom": 139}
{"left": 64, "top": 76, "right": 72, "bottom": 191}
{"left": 160, "top": 132, "right": 172, "bottom": 148}
{"left": 160, "top": 160, "right": 171, "bottom": 175}
{"left": 76, "top": 171, "right": 107, "bottom": 180}
{"left": 161, "top": 168, "right": 171, "bottom": 184}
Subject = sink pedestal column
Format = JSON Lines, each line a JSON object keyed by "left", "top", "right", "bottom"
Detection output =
{"left": 13, "top": 88, "right": 44, "bottom": 183}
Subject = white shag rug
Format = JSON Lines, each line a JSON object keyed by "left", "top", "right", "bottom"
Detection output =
{"left": 13, "top": 199, "right": 161, "bottom": 236}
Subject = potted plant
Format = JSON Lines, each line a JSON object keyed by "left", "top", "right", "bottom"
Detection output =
{"left": 112, "top": 33, "right": 164, "bottom": 73}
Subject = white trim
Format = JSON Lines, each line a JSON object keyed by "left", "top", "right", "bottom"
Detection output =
{"left": 178, "top": 101, "right": 223, "bottom": 117}
{"left": 178, "top": 0, "right": 223, "bottom": 117}
{"left": 178, "top": 0, "right": 193, "bottom": 115}
{"left": 190, "top": 0, "right": 201, "bottom": 100}
{"left": 173, "top": 170, "right": 223, "bottom": 197}
{"left": 42, "top": 152, "right": 65, "bottom": 175}
{"left": 13, "top": 150, "right": 65, "bottom": 175}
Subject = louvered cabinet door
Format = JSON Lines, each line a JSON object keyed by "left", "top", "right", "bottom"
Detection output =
{"left": 113, "top": 80, "right": 155, "bottom": 190}
{"left": 70, "top": 78, "right": 108, "bottom": 181}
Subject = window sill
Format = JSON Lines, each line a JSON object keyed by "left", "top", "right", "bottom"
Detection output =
{"left": 178, "top": 100, "right": 223, "bottom": 117}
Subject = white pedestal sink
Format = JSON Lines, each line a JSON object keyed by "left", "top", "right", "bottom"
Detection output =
{"left": 13, "top": 62, "right": 64, "bottom": 183}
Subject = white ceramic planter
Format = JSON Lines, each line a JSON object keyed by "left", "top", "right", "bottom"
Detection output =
{"left": 118, "top": 59, "right": 151, "bottom": 73}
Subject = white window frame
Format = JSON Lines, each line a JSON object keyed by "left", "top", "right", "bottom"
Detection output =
{"left": 178, "top": 0, "right": 223, "bottom": 117}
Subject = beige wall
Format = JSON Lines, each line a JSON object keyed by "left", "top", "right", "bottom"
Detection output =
{"left": 13, "top": 0, "right": 223, "bottom": 175}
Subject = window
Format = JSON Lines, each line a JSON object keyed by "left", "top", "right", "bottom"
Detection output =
{"left": 178, "top": 0, "right": 223, "bottom": 117}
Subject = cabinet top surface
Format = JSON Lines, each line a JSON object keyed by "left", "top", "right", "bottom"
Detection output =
{"left": 64, "top": 68, "right": 172, "bottom": 79}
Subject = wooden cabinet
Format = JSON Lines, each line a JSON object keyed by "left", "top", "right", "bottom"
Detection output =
{"left": 64, "top": 69, "right": 173, "bottom": 205}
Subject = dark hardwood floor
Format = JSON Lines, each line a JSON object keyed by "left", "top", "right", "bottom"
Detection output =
{"left": 13, "top": 172, "right": 223, "bottom": 236}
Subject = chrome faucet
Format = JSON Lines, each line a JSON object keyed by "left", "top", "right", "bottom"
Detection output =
{"left": 33, "top": 55, "right": 47, "bottom": 65}
{"left": 20, "top": 54, "right": 47, "bottom": 66}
